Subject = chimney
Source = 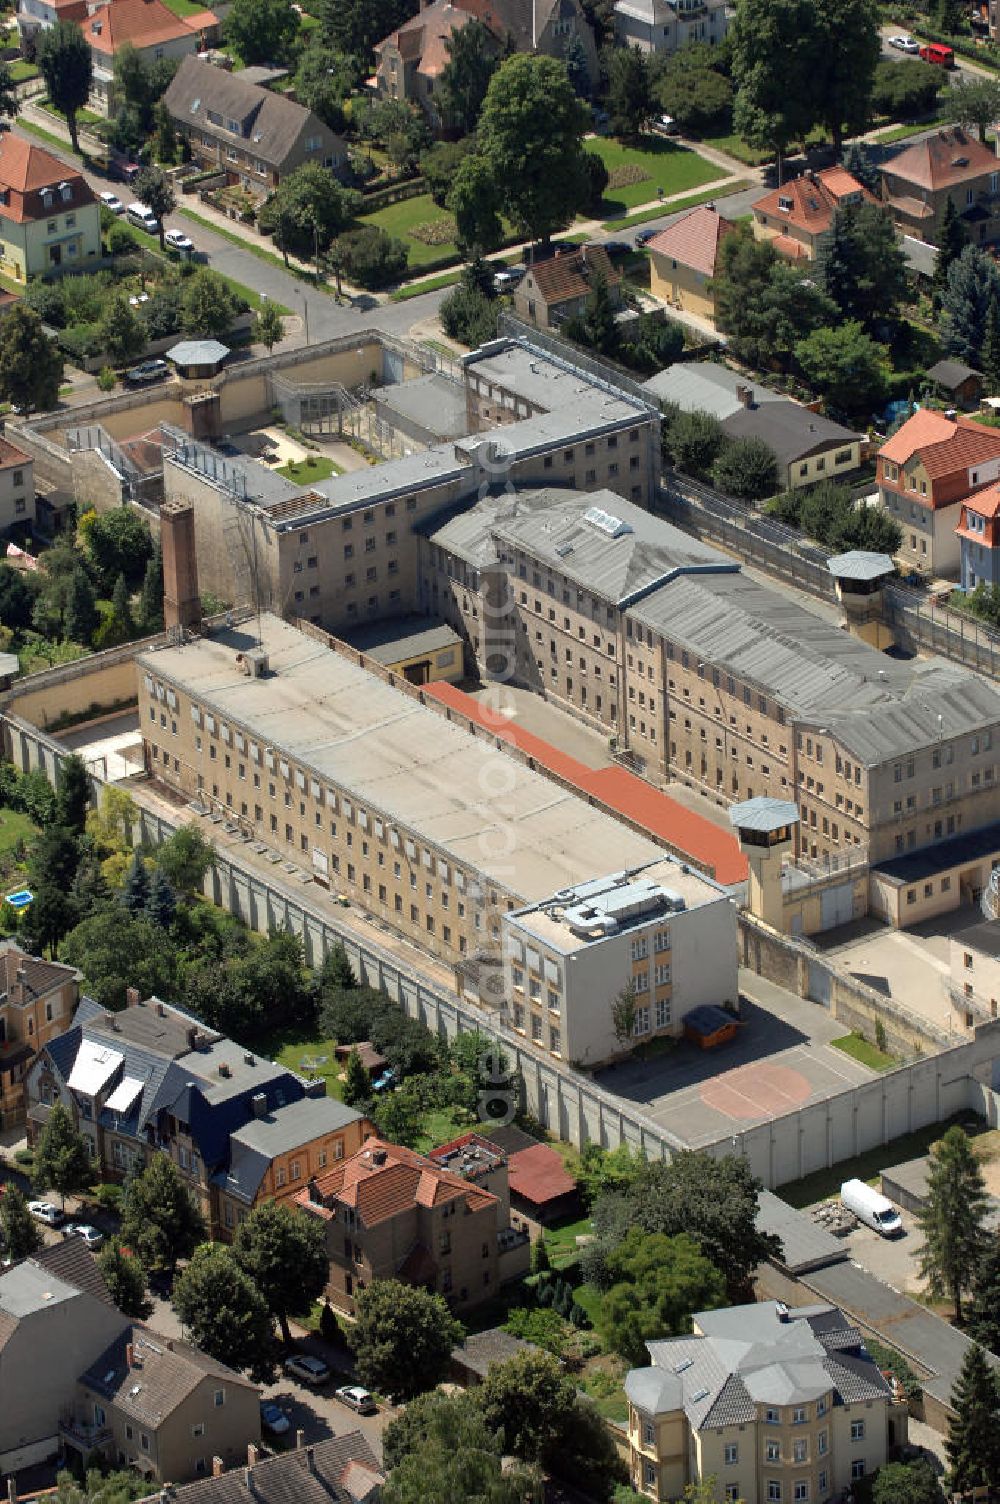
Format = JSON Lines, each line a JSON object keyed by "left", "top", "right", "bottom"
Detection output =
{"left": 186, "top": 1026, "right": 198, "bottom": 1050}
{"left": 247, "top": 1444, "right": 260, "bottom": 1468}
{"left": 218, "top": 1062, "right": 231, "bottom": 1079}
{"left": 212, "top": 1457, "right": 224, "bottom": 1478}
{"left": 160, "top": 499, "right": 202, "bottom": 633}
{"left": 251, "top": 1091, "right": 267, "bottom": 1119}
{"left": 305, "top": 1447, "right": 316, "bottom": 1475}
{"left": 126, "top": 986, "right": 140, "bottom": 1009}
{"left": 295, "top": 1429, "right": 306, "bottom": 1451}
{"left": 126, "top": 1342, "right": 135, "bottom": 1369}
{"left": 157, "top": 1001, "right": 166, "bottom": 1017}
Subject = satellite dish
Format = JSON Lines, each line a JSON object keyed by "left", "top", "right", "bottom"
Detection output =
{"left": 981, "top": 868, "right": 1000, "bottom": 922}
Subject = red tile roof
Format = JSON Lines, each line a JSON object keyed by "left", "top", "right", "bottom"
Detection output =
{"left": 753, "top": 167, "right": 871, "bottom": 237}
{"left": 0, "top": 435, "right": 30, "bottom": 471}
{"left": 647, "top": 205, "right": 734, "bottom": 278}
{"left": 0, "top": 136, "right": 95, "bottom": 224}
{"left": 522, "top": 244, "right": 620, "bottom": 308}
{"left": 964, "top": 482, "right": 1000, "bottom": 519}
{"left": 85, "top": 0, "right": 208, "bottom": 55}
{"left": 879, "top": 409, "right": 1000, "bottom": 480}
{"left": 504, "top": 1142, "right": 577, "bottom": 1207}
{"left": 378, "top": 0, "right": 479, "bottom": 76}
{"left": 296, "top": 1138, "right": 497, "bottom": 1227}
{"left": 885, "top": 127, "right": 1000, "bottom": 192}
{"left": 770, "top": 232, "right": 811, "bottom": 260}
{"left": 425, "top": 681, "right": 748, "bottom": 884}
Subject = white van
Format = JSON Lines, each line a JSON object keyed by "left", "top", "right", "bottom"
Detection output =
{"left": 126, "top": 202, "right": 159, "bottom": 235}
{"left": 841, "top": 1178, "right": 903, "bottom": 1237}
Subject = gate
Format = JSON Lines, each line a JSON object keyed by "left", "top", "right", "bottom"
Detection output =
{"left": 820, "top": 880, "right": 856, "bottom": 931}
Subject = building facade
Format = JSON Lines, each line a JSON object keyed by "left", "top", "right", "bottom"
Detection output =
{"left": 613, "top": 0, "right": 729, "bottom": 54}
{"left": 84, "top": 0, "right": 212, "bottom": 114}
{"left": 513, "top": 245, "right": 622, "bottom": 330}
{"left": 957, "top": 482, "right": 1000, "bottom": 591}
{"left": 646, "top": 205, "right": 735, "bottom": 321}
{"left": 625, "top": 1301, "right": 905, "bottom": 1504}
{"left": 0, "top": 436, "right": 34, "bottom": 533}
{"left": 0, "top": 941, "right": 78, "bottom": 1130}
{"left": 0, "top": 135, "right": 101, "bottom": 281}
{"left": 752, "top": 167, "right": 873, "bottom": 261}
{"left": 879, "top": 127, "right": 1000, "bottom": 244}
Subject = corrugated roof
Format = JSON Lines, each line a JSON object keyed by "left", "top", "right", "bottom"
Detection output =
{"left": 729, "top": 797, "right": 800, "bottom": 833}
{"left": 826, "top": 550, "right": 895, "bottom": 581}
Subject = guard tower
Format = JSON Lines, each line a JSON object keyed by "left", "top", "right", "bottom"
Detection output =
{"left": 729, "top": 797, "right": 800, "bottom": 931}
{"left": 827, "top": 550, "right": 895, "bottom": 649}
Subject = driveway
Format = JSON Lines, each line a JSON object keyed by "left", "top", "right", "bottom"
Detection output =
{"left": 258, "top": 1331, "right": 400, "bottom": 1463}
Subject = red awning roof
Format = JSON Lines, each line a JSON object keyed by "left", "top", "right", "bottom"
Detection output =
{"left": 506, "top": 1142, "right": 577, "bottom": 1206}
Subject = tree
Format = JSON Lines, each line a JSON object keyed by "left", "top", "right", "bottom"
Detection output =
{"left": 37, "top": 20, "right": 92, "bottom": 153}
{"left": 0, "top": 563, "right": 39, "bottom": 636}
{"left": 382, "top": 1391, "right": 540, "bottom": 1504}
{"left": 531, "top": 1235, "right": 551, "bottom": 1274}
{"left": 232, "top": 1200, "right": 329, "bottom": 1347}
{"left": 153, "top": 99, "right": 178, "bottom": 164}
{"left": 329, "top": 226, "right": 409, "bottom": 290}
{"left": 712, "top": 436, "right": 779, "bottom": 501}
{"left": 351, "top": 1280, "right": 463, "bottom": 1402}
{"left": 611, "top": 979, "right": 638, "bottom": 1046}
{"left": 21, "top": 825, "right": 82, "bottom": 955}
{"left": 319, "top": 0, "right": 416, "bottom": 66}
{"left": 916, "top": 1125, "right": 990, "bottom": 1324}
{"left": 342, "top": 1046, "right": 370, "bottom": 1106}
{"left": 946, "top": 1343, "right": 1000, "bottom": 1491}
{"left": 155, "top": 823, "right": 214, "bottom": 897}
{"left": 730, "top": 0, "right": 817, "bottom": 183}
{"left": 50, "top": 1468, "right": 153, "bottom": 1504}
{"left": 258, "top": 163, "right": 357, "bottom": 264}
{"left": 563, "top": 31, "right": 591, "bottom": 98}
{"left": 794, "top": 321, "right": 887, "bottom": 414}
{"left": 810, "top": 0, "right": 879, "bottom": 152}
{"left": 816, "top": 201, "right": 909, "bottom": 332}
{"left": 180, "top": 268, "right": 238, "bottom": 340}
{"left": 371, "top": 1085, "right": 421, "bottom": 1147}
{"left": 596, "top": 1228, "right": 726, "bottom": 1363}
{"left": 871, "top": 1459, "right": 945, "bottom": 1504}
{"left": 98, "top": 292, "right": 146, "bottom": 370}
{"left": 665, "top": 409, "right": 727, "bottom": 479}
{"left": 982, "top": 295, "right": 1000, "bottom": 393}
{"left": 934, "top": 0, "right": 965, "bottom": 31}
{"left": 293, "top": 43, "right": 353, "bottom": 133}
{"left": 97, "top": 1241, "right": 151, "bottom": 1318}
{"left": 438, "top": 19, "right": 499, "bottom": 135}
{"left": 966, "top": 1240, "right": 1000, "bottom": 1355}
{"left": 145, "top": 866, "right": 176, "bottom": 929}
{"left": 448, "top": 154, "right": 504, "bottom": 258}
{"left": 33, "top": 1101, "right": 92, "bottom": 1209}
{"left": 0, "top": 1183, "right": 42, "bottom": 1263}
{"left": 131, "top": 167, "right": 176, "bottom": 251}
{"left": 85, "top": 509, "right": 153, "bottom": 592}
{"left": 0, "top": 304, "right": 64, "bottom": 414}
{"left": 422, "top": 139, "right": 474, "bottom": 208}
{"left": 251, "top": 302, "right": 284, "bottom": 353}
{"left": 871, "top": 58, "right": 943, "bottom": 123}
{"left": 120, "top": 1154, "right": 206, "bottom": 1278}
{"left": 607, "top": 45, "right": 654, "bottom": 141}
{"left": 655, "top": 44, "right": 732, "bottom": 135}
{"left": 840, "top": 141, "right": 880, "bottom": 195}
{"left": 223, "top": 0, "right": 298, "bottom": 65}
{"left": 950, "top": 75, "right": 1000, "bottom": 145}
{"left": 139, "top": 543, "right": 164, "bottom": 633}
{"left": 0, "top": 62, "right": 17, "bottom": 125}
{"left": 120, "top": 849, "right": 150, "bottom": 917}
{"left": 111, "top": 572, "right": 135, "bottom": 637}
{"left": 173, "top": 1243, "right": 275, "bottom": 1379}
{"left": 319, "top": 941, "right": 356, "bottom": 993}
{"left": 943, "top": 244, "right": 1000, "bottom": 368}
{"left": 61, "top": 909, "right": 177, "bottom": 1010}
{"left": 712, "top": 223, "right": 836, "bottom": 370}
{"left": 475, "top": 54, "right": 590, "bottom": 247}
{"left": 56, "top": 754, "right": 90, "bottom": 836}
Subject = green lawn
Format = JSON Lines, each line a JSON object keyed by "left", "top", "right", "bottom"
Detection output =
{"left": 831, "top": 1033, "right": 897, "bottom": 1072}
{"left": 542, "top": 1213, "right": 593, "bottom": 1268}
{"left": 412, "top": 1105, "right": 472, "bottom": 1154}
{"left": 10, "top": 59, "right": 39, "bottom": 82}
{"left": 361, "top": 192, "right": 461, "bottom": 269}
{"left": 0, "top": 809, "right": 37, "bottom": 859}
{"left": 778, "top": 1112, "right": 985, "bottom": 1209}
{"left": 262, "top": 1030, "right": 346, "bottom": 1100}
{"left": 701, "top": 130, "right": 772, "bottom": 166}
{"left": 38, "top": 98, "right": 103, "bottom": 128}
{"left": 588, "top": 135, "right": 726, "bottom": 215}
{"left": 19, "top": 118, "right": 78, "bottom": 154}
{"left": 161, "top": 0, "right": 209, "bottom": 14}
{"left": 276, "top": 455, "right": 341, "bottom": 484}
{"left": 602, "top": 180, "right": 753, "bottom": 232}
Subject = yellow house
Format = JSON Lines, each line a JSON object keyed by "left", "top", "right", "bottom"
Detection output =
{"left": 0, "top": 135, "right": 101, "bottom": 282}
{"left": 647, "top": 204, "right": 735, "bottom": 323}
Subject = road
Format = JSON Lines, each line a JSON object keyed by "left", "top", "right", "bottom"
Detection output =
{"left": 879, "top": 22, "right": 993, "bottom": 79}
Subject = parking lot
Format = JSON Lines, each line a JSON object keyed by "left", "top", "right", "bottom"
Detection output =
{"left": 596, "top": 971, "right": 875, "bottom": 1148}
{"left": 256, "top": 1333, "right": 399, "bottom": 1463}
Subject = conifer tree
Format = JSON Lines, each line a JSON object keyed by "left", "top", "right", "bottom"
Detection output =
{"left": 946, "top": 1343, "right": 1000, "bottom": 1491}
{"left": 917, "top": 1125, "right": 989, "bottom": 1324}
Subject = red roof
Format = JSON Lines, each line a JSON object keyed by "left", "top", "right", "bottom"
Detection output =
{"left": 0, "top": 436, "right": 30, "bottom": 471}
{"left": 522, "top": 244, "right": 621, "bottom": 308}
{"left": 0, "top": 136, "right": 95, "bottom": 224}
{"left": 879, "top": 409, "right": 1000, "bottom": 480}
{"left": 295, "top": 1137, "right": 497, "bottom": 1226}
{"left": 886, "top": 127, "right": 1000, "bottom": 192}
{"left": 964, "top": 482, "right": 1000, "bottom": 519}
{"left": 770, "top": 232, "right": 811, "bottom": 261}
{"left": 505, "top": 1142, "right": 577, "bottom": 1206}
{"left": 85, "top": 0, "right": 208, "bottom": 54}
{"left": 647, "top": 205, "right": 734, "bottom": 278}
{"left": 753, "top": 167, "right": 871, "bottom": 237}
{"left": 425, "top": 681, "right": 747, "bottom": 884}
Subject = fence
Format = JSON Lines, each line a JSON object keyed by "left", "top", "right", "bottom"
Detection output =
{"left": 883, "top": 582, "right": 1000, "bottom": 676}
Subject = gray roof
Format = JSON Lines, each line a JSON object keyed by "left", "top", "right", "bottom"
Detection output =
{"left": 755, "top": 1190, "right": 847, "bottom": 1276}
{"left": 374, "top": 371, "right": 469, "bottom": 441}
{"left": 164, "top": 55, "right": 339, "bottom": 171}
{"left": 729, "top": 797, "right": 800, "bottom": 833}
{"left": 167, "top": 339, "right": 229, "bottom": 366}
{"left": 163, "top": 1432, "right": 383, "bottom": 1504}
{"left": 34, "top": 1232, "right": 116, "bottom": 1308}
{"left": 634, "top": 1301, "right": 890, "bottom": 1432}
{"left": 345, "top": 615, "right": 463, "bottom": 666}
{"left": 219, "top": 1094, "right": 363, "bottom": 1203}
{"left": 80, "top": 1326, "right": 255, "bottom": 1428}
{"left": 236, "top": 64, "right": 290, "bottom": 86}
{"left": 950, "top": 918, "right": 1000, "bottom": 959}
{"left": 927, "top": 358, "right": 981, "bottom": 389}
{"left": 0, "top": 1260, "right": 82, "bottom": 1320}
{"left": 721, "top": 400, "right": 859, "bottom": 470}
{"left": 625, "top": 1365, "right": 683, "bottom": 1415}
{"left": 451, "top": 1327, "right": 538, "bottom": 1378}
{"left": 642, "top": 361, "right": 785, "bottom": 421}
{"left": 826, "top": 550, "right": 895, "bottom": 582}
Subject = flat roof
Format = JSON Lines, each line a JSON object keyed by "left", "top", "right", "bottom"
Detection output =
{"left": 465, "top": 340, "right": 649, "bottom": 413}
{"left": 138, "top": 617, "right": 664, "bottom": 902}
{"left": 951, "top": 919, "right": 1000, "bottom": 959}
{"left": 756, "top": 1190, "right": 848, "bottom": 1275}
{"left": 374, "top": 372, "right": 468, "bottom": 441}
{"left": 344, "top": 615, "right": 462, "bottom": 666}
{"left": 873, "top": 820, "right": 1000, "bottom": 885}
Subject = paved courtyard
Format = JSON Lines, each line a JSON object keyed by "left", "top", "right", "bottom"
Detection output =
{"left": 61, "top": 710, "right": 143, "bottom": 781}
{"left": 596, "top": 972, "right": 875, "bottom": 1147}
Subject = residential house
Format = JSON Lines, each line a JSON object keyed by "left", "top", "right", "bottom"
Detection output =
{"left": 296, "top": 1136, "right": 529, "bottom": 1314}
{"left": 147, "top": 1432, "right": 385, "bottom": 1504}
{"left": 877, "top": 407, "right": 1000, "bottom": 575}
{"left": 71, "top": 1327, "right": 260, "bottom": 1485}
{"left": 0, "top": 436, "right": 34, "bottom": 535}
{"left": 613, "top": 0, "right": 729, "bottom": 54}
{"left": 879, "top": 127, "right": 1000, "bottom": 244}
{"left": 470, "top": 1122, "right": 580, "bottom": 1227}
{"left": 752, "top": 166, "right": 874, "bottom": 261}
{"left": 957, "top": 480, "right": 1000, "bottom": 591}
{"left": 374, "top": 0, "right": 599, "bottom": 117}
{"left": 0, "top": 135, "right": 101, "bottom": 282}
{"left": 83, "top": 0, "right": 215, "bottom": 115}
{"left": 926, "top": 358, "right": 984, "bottom": 409}
{"left": 643, "top": 361, "right": 862, "bottom": 491}
{"left": 646, "top": 204, "right": 735, "bottom": 321}
{"left": 0, "top": 1239, "right": 129, "bottom": 1475}
{"left": 26, "top": 988, "right": 369, "bottom": 1238}
{"left": 163, "top": 55, "right": 348, "bottom": 200}
{"left": 16, "top": 0, "right": 87, "bottom": 46}
{"left": 0, "top": 941, "right": 77, "bottom": 1130}
{"left": 625, "top": 1300, "right": 905, "bottom": 1504}
{"left": 513, "top": 244, "right": 621, "bottom": 329}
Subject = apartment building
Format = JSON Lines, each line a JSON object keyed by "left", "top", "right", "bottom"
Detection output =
{"left": 27, "top": 988, "right": 368, "bottom": 1237}
{"left": 504, "top": 859, "right": 736, "bottom": 1067}
{"left": 625, "top": 1301, "right": 903, "bottom": 1504}
{"left": 134, "top": 613, "right": 673, "bottom": 985}
{"left": 957, "top": 481, "right": 1000, "bottom": 591}
{"left": 613, "top": 0, "right": 729, "bottom": 54}
{"left": 419, "top": 484, "right": 1000, "bottom": 870}
{"left": 296, "top": 1137, "right": 528, "bottom": 1313}
{"left": 0, "top": 940, "right": 78, "bottom": 1130}
{"left": 876, "top": 407, "right": 1000, "bottom": 576}
{"left": 84, "top": 0, "right": 212, "bottom": 114}
{"left": 879, "top": 127, "right": 1000, "bottom": 244}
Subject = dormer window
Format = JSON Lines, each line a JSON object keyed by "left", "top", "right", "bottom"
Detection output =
{"left": 42, "top": 190, "right": 52, "bottom": 208}
{"left": 227, "top": 118, "right": 241, "bottom": 134}
{"left": 190, "top": 97, "right": 200, "bottom": 113}
{"left": 91, "top": 19, "right": 101, "bottom": 32}
{"left": 59, "top": 182, "right": 71, "bottom": 202}
{"left": 778, "top": 195, "right": 792, "bottom": 212}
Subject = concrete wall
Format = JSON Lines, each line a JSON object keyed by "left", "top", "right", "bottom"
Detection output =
{"left": 2, "top": 639, "right": 158, "bottom": 730}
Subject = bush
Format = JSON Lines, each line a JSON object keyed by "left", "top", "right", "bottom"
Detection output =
{"left": 332, "top": 225, "right": 409, "bottom": 289}
{"left": 107, "top": 221, "right": 139, "bottom": 256}
{"left": 92, "top": 1182, "right": 124, "bottom": 1214}
{"left": 440, "top": 281, "right": 498, "bottom": 347}
{"left": 711, "top": 436, "right": 779, "bottom": 501}
{"left": 97, "top": 366, "right": 116, "bottom": 392}
{"left": 57, "top": 322, "right": 106, "bottom": 363}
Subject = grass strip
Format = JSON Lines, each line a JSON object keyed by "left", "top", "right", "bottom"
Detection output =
{"left": 603, "top": 180, "right": 753, "bottom": 231}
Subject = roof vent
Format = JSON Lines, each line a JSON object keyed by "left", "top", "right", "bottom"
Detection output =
{"left": 244, "top": 1052, "right": 255, "bottom": 1066}
{"left": 674, "top": 1357, "right": 694, "bottom": 1373}
{"left": 690, "top": 1387, "right": 709, "bottom": 1402}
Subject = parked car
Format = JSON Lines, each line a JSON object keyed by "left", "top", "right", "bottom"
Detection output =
{"left": 63, "top": 1223, "right": 104, "bottom": 1249}
{"left": 493, "top": 266, "right": 525, "bottom": 294}
{"left": 603, "top": 240, "right": 630, "bottom": 257}
{"left": 125, "top": 359, "right": 170, "bottom": 386}
{"left": 653, "top": 113, "right": 678, "bottom": 135}
{"left": 335, "top": 1385, "right": 377, "bottom": 1416}
{"left": 126, "top": 202, "right": 159, "bottom": 235}
{"left": 28, "top": 1201, "right": 64, "bottom": 1227}
{"left": 840, "top": 1178, "right": 903, "bottom": 1238}
{"left": 99, "top": 191, "right": 124, "bottom": 215}
{"left": 919, "top": 41, "right": 954, "bottom": 66}
{"left": 888, "top": 34, "right": 919, "bottom": 51}
{"left": 634, "top": 228, "right": 655, "bottom": 248}
{"left": 284, "top": 1353, "right": 331, "bottom": 1387}
{"left": 164, "top": 229, "right": 194, "bottom": 255}
{"left": 260, "top": 1401, "right": 291, "bottom": 1436}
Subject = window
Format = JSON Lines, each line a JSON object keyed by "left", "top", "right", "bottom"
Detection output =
{"left": 214, "top": 1389, "right": 225, "bottom": 1407}
{"left": 724, "top": 1443, "right": 738, "bottom": 1465}
{"left": 794, "top": 1486, "right": 809, "bottom": 1503}
{"left": 818, "top": 1432, "right": 828, "bottom": 1456}
{"left": 792, "top": 1439, "right": 807, "bottom": 1464}
{"left": 850, "top": 1420, "right": 865, "bottom": 1441}
{"left": 851, "top": 1462, "right": 865, "bottom": 1481}
{"left": 643, "top": 1421, "right": 655, "bottom": 1445}
{"left": 765, "top": 1409, "right": 780, "bottom": 1425}
{"left": 766, "top": 1441, "right": 781, "bottom": 1463}
{"left": 792, "top": 1407, "right": 806, "bottom": 1425}
{"left": 768, "top": 1485, "right": 782, "bottom": 1502}
{"left": 140, "top": 1434, "right": 150, "bottom": 1452}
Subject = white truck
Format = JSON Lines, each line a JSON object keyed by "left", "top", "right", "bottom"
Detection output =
{"left": 840, "top": 1178, "right": 903, "bottom": 1237}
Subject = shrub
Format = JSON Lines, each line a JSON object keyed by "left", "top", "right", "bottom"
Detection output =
{"left": 97, "top": 366, "right": 116, "bottom": 392}
{"left": 331, "top": 225, "right": 409, "bottom": 289}
{"left": 440, "top": 281, "right": 498, "bottom": 348}
{"left": 107, "top": 221, "right": 139, "bottom": 256}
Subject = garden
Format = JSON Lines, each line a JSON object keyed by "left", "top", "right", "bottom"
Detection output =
{"left": 585, "top": 135, "right": 727, "bottom": 217}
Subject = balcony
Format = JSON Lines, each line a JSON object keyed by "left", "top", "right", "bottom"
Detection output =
{"left": 60, "top": 1417, "right": 113, "bottom": 1452}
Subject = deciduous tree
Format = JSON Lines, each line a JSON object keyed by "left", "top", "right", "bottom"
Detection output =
{"left": 37, "top": 20, "right": 92, "bottom": 153}
{"left": 917, "top": 1125, "right": 990, "bottom": 1324}
{"left": 810, "top": 0, "right": 879, "bottom": 151}
{"left": 223, "top": 0, "right": 299, "bottom": 65}
{"left": 448, "top": 154, "right": 504, "bottom": 257}
{"left": 97, "top": 1241, "right": 152, "bottom": 1318}
{"left": 730, "top": 0, "right": 816, "bottom": 182}
{"left": 99, "top": 294, "right": 146, "bottom": 369}
{"left": 61, "top": 908, "right": 178, "bottom": 1009}
{"left": 0, "top": 1183, "right": 42, "bottom": 1262}
{"left": 712, "top": 436, "right": 779, "bottom": 500}
{"left": 872, "top": 1459, "right": 945, "bottom": 1504}
{"left": 173, "top": 1244, "right": 275, "bottom": 1378}
{"left": 180, "top": 268, "right": 239, "bottom": 341}
{"left": 606, "top": 44, "right": 654, "bottom": 141}
{"left": 131, "top": 166, "right": 176, "bottom": 251}
{"left": 794, "top": 321, "right": 887, "bottom": 414}
{"left": 155, "top": 823, "right": 214, "bottom": 897}
{"left": 0, "top": 305, "right": 64, "bottom": 414}
{"left": 233, "top": 1200, "right": 329, "bottom": 1346}
{"left": 382, "top": 1391, "right": 540, "bottom": 1504}
{"left": 596, "top": 1228, "right": 726, "bottom": 1363}
{"left": 258, "top": 164, "right": 358, "bottom": 265}
{"left": 251, "top": 302, "right": 284, "bottom": 353}
{"left": 352, "top": 1280, "right": 463, "bottom": 1401}
{"left": 33, "top": 1101, "right": 92, "bottom": 1208}
{"left": 120, "top": 1154, "right": 206, "bottom": 1278}
{"left": 85, "top": 509, "right": 153, "bottom": 592}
